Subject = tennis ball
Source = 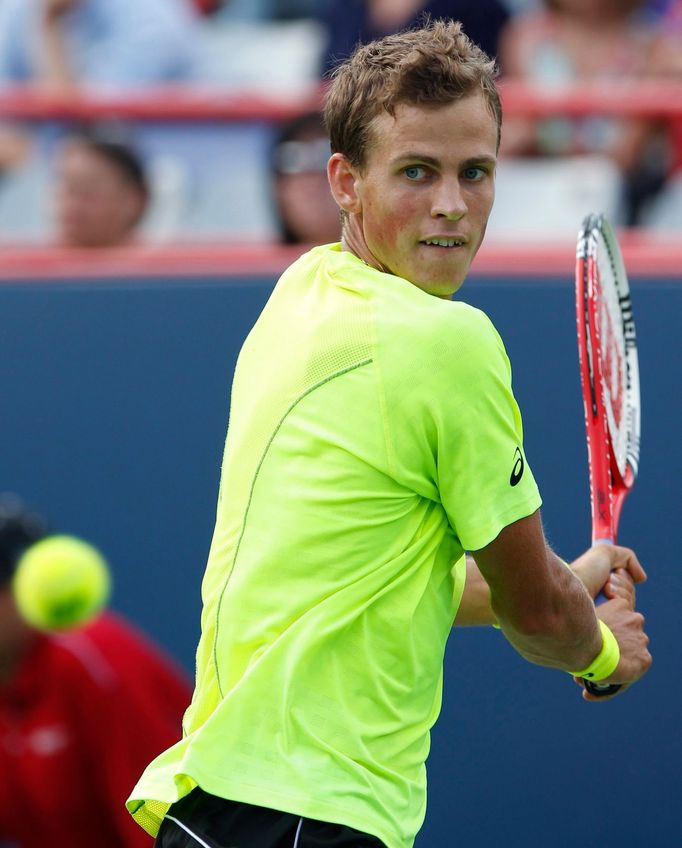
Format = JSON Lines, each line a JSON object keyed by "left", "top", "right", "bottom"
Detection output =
{"left": 12, "top": 535, "right": 111, "bottom": 631}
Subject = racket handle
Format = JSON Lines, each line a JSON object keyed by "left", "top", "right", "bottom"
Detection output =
{"left": 584, "top": 679, "right": 622, "bottom": 697}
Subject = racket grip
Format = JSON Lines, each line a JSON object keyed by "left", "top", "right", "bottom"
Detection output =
{"left": 584, "top": 679, "right": 621, "bottom": 697}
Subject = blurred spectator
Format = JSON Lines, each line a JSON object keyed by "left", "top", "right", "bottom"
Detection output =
{"left": 498, "top": 0, "right": 662, "bottom": 223}
{"left": 52, "top": 127, "right": 149, "bottom": 248}
{"left": 202, "top": 0, "right": 327, "bottom": 20}
{"left": 636, "top": 0, "right": 682, "bottom": 227}
{"left": 0, "top": 494, "right": 192, "bottom": 848}
{"left": 271, "top": 111, "right": 340, "bottom": 244}
{"left": 0, "top": 0, "right": 200, "bottom": 91}
{"left": 193, "top": 0, "right": 224, "bottom": 14}
{"left": 321, "top": 0, "right": 510, "bottom": 76}
{"left": 0, "top": 0, "right": 200, "bottom": 172}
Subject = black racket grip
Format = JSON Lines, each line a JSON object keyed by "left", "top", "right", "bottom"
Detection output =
{"left": 583, "top": 679, "right": 622, "bottom": 697}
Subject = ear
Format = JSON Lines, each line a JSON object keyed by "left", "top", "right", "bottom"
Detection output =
{"left": 327, "top": 153, "right": 363, "bottom": 215}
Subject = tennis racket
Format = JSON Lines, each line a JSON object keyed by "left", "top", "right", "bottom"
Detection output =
{"left": 575, "top": 213, "right": 641, "bottom": 697}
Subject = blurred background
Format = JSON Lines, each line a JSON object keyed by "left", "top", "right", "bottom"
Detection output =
{"left": 0, "top": 1, "right": 680, "bottom": 846}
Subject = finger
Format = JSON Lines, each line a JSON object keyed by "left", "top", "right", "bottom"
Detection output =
{"left": 617, "top": 549, "right": 647, "bottom": 584}
{"left": 607, "top": 571, "right": 622, "bottom": 590}
{"left": 591, "top": 544, "right": 642, "bottom": 580}
{"left": 605, "top": 571, "right": 636, "bottom": 605}
{"left": 614, "top": 567, "right": 634, "bottom": 584}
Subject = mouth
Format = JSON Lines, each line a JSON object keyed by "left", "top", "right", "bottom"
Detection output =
{"left": 419, "top": 237, "right": 467, "bottom": 249}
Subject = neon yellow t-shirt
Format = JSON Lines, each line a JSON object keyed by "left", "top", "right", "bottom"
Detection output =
{"left": 128, "top": 244, "right": 541, "bottom": 848}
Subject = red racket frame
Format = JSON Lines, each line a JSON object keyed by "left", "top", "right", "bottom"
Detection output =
{"left": 576, "top": 217, "right": 637, "bottom": 547}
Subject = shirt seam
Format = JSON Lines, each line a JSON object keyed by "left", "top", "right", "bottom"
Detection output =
{"left": 211, "top": 357, "right": 373, "bottom": 697}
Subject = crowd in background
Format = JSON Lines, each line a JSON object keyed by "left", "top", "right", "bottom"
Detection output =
{"left": 0, "top": 0, "right": 680, "bottom": 246}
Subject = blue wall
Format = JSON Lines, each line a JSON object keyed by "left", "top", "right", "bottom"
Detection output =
{"left": 1, "top": 272, "right": 679, "bottom": 846}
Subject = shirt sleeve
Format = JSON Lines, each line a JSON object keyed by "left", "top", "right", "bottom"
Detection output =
{"left": 0, "top": 0, "right": 29, "bottom": 83}
{"left": 81, "top": 0, "right": 199, "bottom": 84}
{"left": 386, "top": 303, "right": 542, "bottom": 552}
{"left": 434, "top": 310, "right": 541, "bottom": 550}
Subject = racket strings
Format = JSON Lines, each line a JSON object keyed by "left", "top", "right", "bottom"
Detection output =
{"left": 594, "top": 235, "right": 629, "bottom": 479}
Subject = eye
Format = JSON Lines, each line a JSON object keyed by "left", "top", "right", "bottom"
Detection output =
{"left": 404, "top": 165, "right": 427, "bottom": 181}
{"left": 462, "top": 166, "right": 487, "bottom": 182}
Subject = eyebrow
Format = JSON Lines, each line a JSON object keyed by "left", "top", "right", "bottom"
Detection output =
{"left": 391, "top": 153, "right": 497, "bottom": 168}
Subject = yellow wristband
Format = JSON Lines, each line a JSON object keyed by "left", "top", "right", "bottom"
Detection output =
{"left": 569, "top": 620, "right": 620, "bottom": 681}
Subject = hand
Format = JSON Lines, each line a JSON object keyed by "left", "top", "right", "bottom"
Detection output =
{"left": 41, "top": 0, "right": 79, "bottom": 24}
{"left": 577, "top": 597, "right": 652, "bottom": 702}
{"left": 570, "top": 544, "right": 646, "bottom": 605}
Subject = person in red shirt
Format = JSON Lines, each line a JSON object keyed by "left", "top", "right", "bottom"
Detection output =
{"left": 0, "top": 495, "right": 191, "bottom": 848}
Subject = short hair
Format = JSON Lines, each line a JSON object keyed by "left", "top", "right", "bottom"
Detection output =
{"left": 0, "top": 495, "right": 48, "bottom": 587}
{"left": 63, "top": 124, "right": 149, "bottom": 197}
{"left": 323, "top": 18, "right": 502, "bottom": 170}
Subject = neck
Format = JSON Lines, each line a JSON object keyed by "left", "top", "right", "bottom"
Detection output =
{"left": 340, "top": 214, "right": 390, "bottom": 274}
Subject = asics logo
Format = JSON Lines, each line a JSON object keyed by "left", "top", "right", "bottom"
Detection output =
{"left": 510, "top": 447, "right": 524, "bottom": 487}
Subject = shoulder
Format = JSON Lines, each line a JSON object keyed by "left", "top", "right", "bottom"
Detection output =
{"left": 54, "top": 612, "right": 189, "bottom": 694}
{"left": 80, "top": 612, "right": 189, "bottom": 681}
{"left": 382, "top": 292, "right": 503, "bottom": 363}
{"left": 376, "top": 294, "right": 511, "bottom": 416}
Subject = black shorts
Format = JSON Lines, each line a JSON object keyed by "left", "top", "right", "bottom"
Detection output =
{"left": 154, "top": 787, "right": 386, "bottom": 848}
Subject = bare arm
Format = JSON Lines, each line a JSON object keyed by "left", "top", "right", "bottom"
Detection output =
{"left": 455, "top": 541, "right": 647, "bottom": 627}
{"left": 36, "top": 0, "right": 79, "bottom": 91}
{"left": 464, "top": 511, "right": 651, "bottom": 693}
{"left": 453, "top": 557, "right": 494, "bottom": 626}
{"left": 471, "top": 510, "right": 602, "bottom": 671}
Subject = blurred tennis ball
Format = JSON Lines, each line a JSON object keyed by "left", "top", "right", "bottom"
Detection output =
{"left": 12, "top": 535, "right": 111, "bottom": 631}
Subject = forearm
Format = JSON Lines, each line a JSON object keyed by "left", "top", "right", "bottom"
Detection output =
{"left": 492, "top": 552, "right": 602, "bottom": 672}
{"left": 457, "top": 551, "right": 603, "bottom": 672}
{"left": 36, "top": 16, "right": 75, "bottom": 90}
{"left": 472, "top": 513, "right": 604, "bottom": 673}
{"left": 453, "top": 556, "right": 495, "bottom": 626}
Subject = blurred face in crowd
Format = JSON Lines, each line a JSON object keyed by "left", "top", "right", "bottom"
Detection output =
{"left": 545, "top": 0, "right": 644, "bottom": 19}
{"left": 54, "top": 140, "right": 147, "bottom": 248}
{"left": 273, "top": 133, "right": 341, "bottom": 245}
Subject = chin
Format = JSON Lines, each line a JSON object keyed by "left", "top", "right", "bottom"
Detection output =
{"left": 418, "top": 276, "right": 464, "bottom": 299}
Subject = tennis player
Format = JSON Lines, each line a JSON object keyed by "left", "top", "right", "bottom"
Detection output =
{"left": 127, "top": 19, "right": 651, "bottom": 848}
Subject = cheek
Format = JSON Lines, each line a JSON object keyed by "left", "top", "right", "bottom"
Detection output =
{"left": 364, "top": 194, "right": 417, "bottom": 250}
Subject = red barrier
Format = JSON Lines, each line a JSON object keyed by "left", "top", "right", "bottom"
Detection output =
{"left": 0, "top": 85, "right": 323, "bottom": 122}
{"left": 1, "top": 81, "right": 682, "bottom": 122}
{"left": 0, "top": 235, "right": 678, "bottom": 282}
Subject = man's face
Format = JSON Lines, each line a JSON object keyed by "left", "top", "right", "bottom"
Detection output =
{"left": 349, "top": 94, "right": 498, "bottom": 298}
{"left": 54, "top": 142, "right": 145, "bottom": 248}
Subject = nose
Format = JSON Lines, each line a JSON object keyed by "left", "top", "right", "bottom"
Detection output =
{"left": 431, "top": 177, "right": 467, "bottom": 220}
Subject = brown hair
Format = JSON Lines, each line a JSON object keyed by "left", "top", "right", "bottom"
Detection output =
{"left": 323, "top": 18, "right": 502, "bottom": 170}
